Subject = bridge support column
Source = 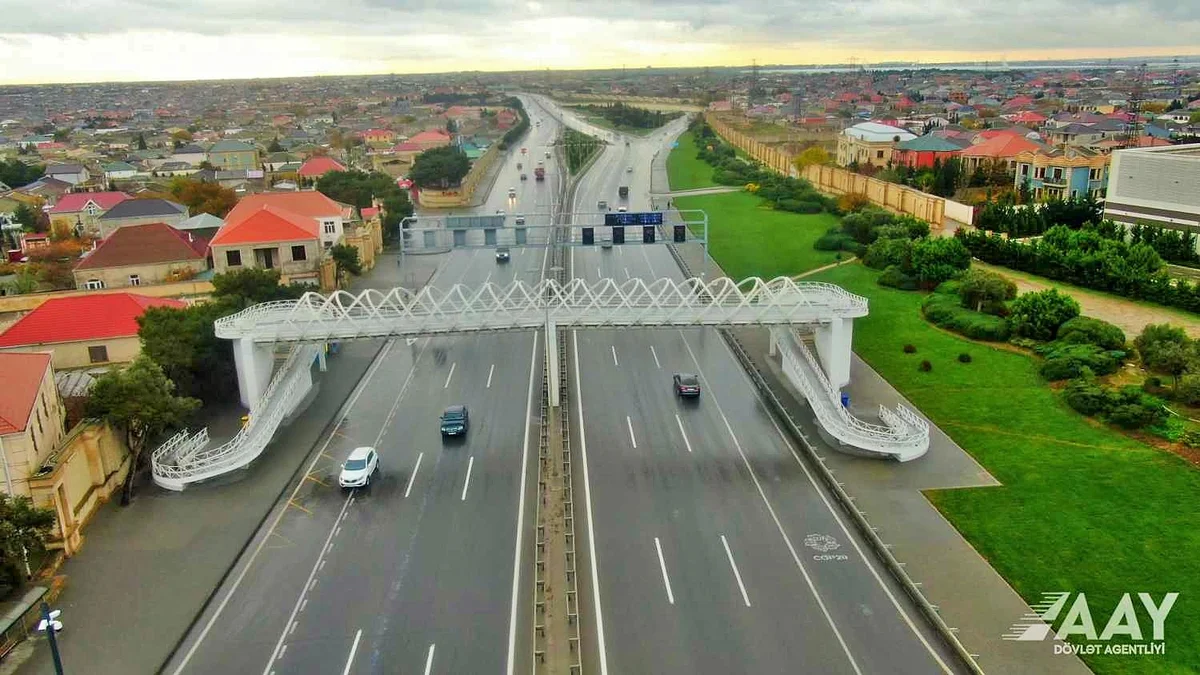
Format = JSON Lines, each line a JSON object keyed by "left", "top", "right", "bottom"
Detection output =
{"left": 812, "top": 318, "right": 855, "bottom": 390}
{"left": 546, "top": 321, "right": 560, "bottom": 408}
{"left": 769, "top": 329, "right": 778, "bottom": 357}
{"left": 233, "top": 338, "right": 275, "bottom": 411}
{"left": 318, "top": 346, "right": 328, "bottom": 372}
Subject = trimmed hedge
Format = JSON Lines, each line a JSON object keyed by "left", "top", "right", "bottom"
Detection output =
{"left": 879, "top": 264, "right": 919, "bottom": 291}
{"left": 1056, "top": 316, "right": 1126, "bottom": 350}
{"left": 1036, "top": 342, "right": 1126, "bottom": 381}
{"left": 922, "top": 290, "right": 1011, "bottom": 341}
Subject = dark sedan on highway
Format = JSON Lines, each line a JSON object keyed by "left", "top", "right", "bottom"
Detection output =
{"left": 673, "top": 373, "right": 701, "bottom": 398}
{"left": 440, "top": 405, "right": 470, "bottom": 437}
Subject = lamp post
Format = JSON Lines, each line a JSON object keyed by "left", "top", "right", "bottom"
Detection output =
{"left": 38, "top": 602, "right": 65, "bottom": 675}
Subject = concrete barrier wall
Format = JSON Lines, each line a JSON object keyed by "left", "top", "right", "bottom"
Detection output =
{"left": 944, "top": 199, "right": 975, "bottom": 227}
{"left": 705, "top": 114, "right": 947, "bottom": 226}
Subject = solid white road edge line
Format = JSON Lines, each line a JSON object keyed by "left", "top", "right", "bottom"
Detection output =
{"left": 654, "top": 537, "right": 675, "bottom": 605}
{"left": 721, "top": 535, "right": 752, "bottom": 608}
{"left": 443, "top": 362, "right": 456, "bottom": 389}
{"left": 680, "top": 333, "right": 864, "bottom": 675}
{"left": 404, "top": 453, "right": 424, "bottom": 499}
{"left": 487, "top": 363, "right": 495, "bottom": 389}
{"left": 650, "top": 345, "right": 661, "bottom": 369}
{"left": 461, "top": 456, "right": 475, "bottom": 501}
{"left": 626, "top": 416, "right": 637, "bottom": 449}
{"left": 611, "top": 345, "right": 619, "bottom": 367}
{"left": 572, "top": 329, "right": 610, "bottom": 675}
{"left": 674, "top": 414, "right": 693, "bottom": 453}
{"left": 423, "top": 643, "right": 436, "bottom": 675}
{"left": 340, "top": 629, "right": 362, "bottom": 675}
{"left": 170, "top": 338, "right": 397, "bottom": 675}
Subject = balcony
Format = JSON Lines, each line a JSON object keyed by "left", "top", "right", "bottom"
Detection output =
{"left": 1042, "top": 172, "right": 1069, "bottom": 187}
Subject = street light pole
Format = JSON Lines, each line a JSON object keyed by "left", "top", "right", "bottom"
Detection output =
{"left": 39, "top": 602, "right": 65, "bottom": 675}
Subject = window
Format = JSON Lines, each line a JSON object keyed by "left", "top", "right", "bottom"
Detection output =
{"left": 1089, "top": 168, "right": 1102, "bottom": 181}
{"left": 85, "top": 279, "right": 104, "bottom": 290}
{"left": 226, "top": 250, "right": 242, "bottom": 267}
{"left": 88, "top": 345, "right": 109, "bottom": 364}
{"left": 1020, "top": 164, "right": 1029, "bottom": 176}
{"left": 323, "top": 221, "right": 337, "bottom": 235}
{"left": 128, "top": 274, "right": 141, "bottom": 286}
{"left": 86, "top": 203, "right": 99, "bottom": 216}
{"left": 291, "top": 245, "right": 307, "bottom": 262}
{"left": 875, "top": 150, "right": 884, "bottom": 159}
{"left": 1034, "top": 167, "right": 1045, "bottom": 179}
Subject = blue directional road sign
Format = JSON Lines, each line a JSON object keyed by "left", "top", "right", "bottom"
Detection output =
{"left": 604, "top": 212, "right": 663, "bottom": 226}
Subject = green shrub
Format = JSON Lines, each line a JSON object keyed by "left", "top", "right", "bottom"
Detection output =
{"left": 922, "top": 292, "right": 1011, "bottom": 341}
{"left": 813, "top": 231, "right": 863, "bottom": 254}
{"left": 1174, "top": 375, "right": 1200, "bottom": 406}
{"left": 910, "top": 236, "right": 972, "bottom": 286}
{"left": 776, "top": 198, "right": 824, "bottom": 214}
{"left": 903, "top": 344, "right": 917, "bottom": 354}
{"left": 1036, "top": 342, "right": 1126, "bottom": 381}
{"left": 1063, "top": 377, "right": 1112, "bottom": 416}
{"left": 1009, "top": 289, "right": 1081, "bottom": 341}
{"left": 878, "top": 264, "right": 920, "bottom": 291}
{"left": 1105, "top": 386, "right": 1167, "bottom": 429}
{"left": 863, "top": 237, "right": 912, "bottom": 270}
{"left": 1056, "top": 316, "right": 1126, "bottom": 350}
{"left": 957, "top": 269, "right": 1017, "bottom": 315}
{"left": 958, "top": 353, "right": 972, "bottom": 363}
{"left": 919, "top": 360, "right": 932, "bottom": 372}
{"left": 1181, "top": 429, "right": 1200, "bottom": 448}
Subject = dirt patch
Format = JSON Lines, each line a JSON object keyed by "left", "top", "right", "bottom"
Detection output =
{"left": 973, "top": 261, "right": 1200, "bottom": 338}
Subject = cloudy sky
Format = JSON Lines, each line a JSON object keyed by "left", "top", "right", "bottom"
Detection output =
{"left": 0, "top": 0, "right": 1197, "bottom": 84}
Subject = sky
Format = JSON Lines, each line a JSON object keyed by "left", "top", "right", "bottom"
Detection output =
{"left": 0, "top": 0, "right": 1198, "bottom": 84}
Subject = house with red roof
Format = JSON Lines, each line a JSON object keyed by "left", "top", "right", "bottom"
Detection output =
{"left": 1008, "top": 110, "right": 1047, "bottom": 126}
{"left": 359, "top": 129, "right": 396, "bottom": 145}
{"left": 0, "top": 293, "right": 185, "bottom": 370}
{"left": 0, "top": 353, "right": 67, "bottom": 497}
{"left": 407, "top": 129, "right": 453, "bottom": 151}
{"left": 73, "top": 222, "right": 209, "bottom": 290}
{"left": 47, "top": 191, "right": 130, "bottom": 236}
{"left": 210, "top": 191, "right": 350, "bottom": 285}
{"left": 959, "top": 133, "right": 1045, "bottom": 172}
{"left": 296, "top": 156, "right": 347, "bottom": 179}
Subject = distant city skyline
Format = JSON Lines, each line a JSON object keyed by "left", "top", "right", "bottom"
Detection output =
{"left": 1, "top": 0, "right": 1198, "bottom": 85}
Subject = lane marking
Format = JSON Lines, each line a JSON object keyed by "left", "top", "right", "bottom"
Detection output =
{"left": 654, "top": 537, "right": 675, "bottom": 605}
{"left": 289, "top": 621, "right": 297, "bottom": 636}
{"left": 571, "top": 330, "right": 610, "bottom": 674}
{"left": 626, "top": 416, "right": 637, "bottom": 449}
{"left": 486, "top": 363, "right": 495, "bottom": 389}
{"left": 611, "top": 345, "right": 619, "bottom": 367}
{"left": 443, "top": 362, "right": 456, "bottom": 389}
{"left": 721, "top": 535, "right": 752, "bottom": 607}
{"left": 170, "top": 338, "right": 399, "bottom": 674}
{"left": 674, "top": 414, "right": 693, "bottom": 453}
{"left": 623, "top": 267, "right": 631, "bottom": 280}
{"left": 680, "top": 334, "right": 863, "bottom": 675}
{"left": 341, "top": 629, "right": 362, "bottom": 675}
{"left": 461, "top": 456, "right": 475, "bottom": 501}
{"left": 404, "top": 453, "right": 424, "bottom": 499}
{"left": 423, "top": 643, "right": 436, "bottom": 675}
{"left": 483, "top": 271, "right": 492, "bottom": 285}
{"left": 650, "top": 345, "right": 661, "bottom": 369}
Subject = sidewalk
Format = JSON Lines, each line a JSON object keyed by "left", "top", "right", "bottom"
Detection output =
{"left": 11, "top": 252, "right": 428, "bottom": 675}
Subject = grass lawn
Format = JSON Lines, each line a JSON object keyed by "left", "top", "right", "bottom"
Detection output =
{"left": 811, "top": 263, "right": 1200, "bottom": 675}
{"left": 573, "top": 111, "right": 656, "bottom": 137}
{"left": 666, "top": 130, "right": 719, "bottom": 191}
{"left": 674, "top": 190, "right": 841, "bottom": 280}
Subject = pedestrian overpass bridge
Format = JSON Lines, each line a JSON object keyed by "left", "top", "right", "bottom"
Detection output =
{"left": 152, "top": 276, "right": 929, "bottom": 490}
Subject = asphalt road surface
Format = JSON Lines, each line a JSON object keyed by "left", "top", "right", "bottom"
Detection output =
{"left": 542, "top": 98, "right": 960, "bottom": 674}
{"left": 166, "top": 101, "right": 561, "bottom": 675}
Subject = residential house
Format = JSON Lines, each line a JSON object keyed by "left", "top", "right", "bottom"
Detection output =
{"left": 835, "top": 122, "right": 916, "bottom": 168}
{"left": 892, "top": 134, "right": 964, "bottom": 169}
{"left": 297, "top": 156, "right": 347, "bottom": 180}
{"left": 175, "top": 212, "right": 224, "bottom": 240}
{"left": 1013, "top": 147, "right": 1110, "bottom": 201}
{"left": 1103, "top": 143, "right": 1200, "bottom": 243}
{"left": 406, "top": 129, "right": 453, "bottom": 151}
{"left": 210, "top": 191, "right": 351, "bottom": 285}
{"left": 155, "top": 161, "right": 197, "bottom": 177}
{"left": 102, "top": 161, "right": 138, "bottom": 181}
{"left": 208, "top": 139, "right": 259, "bottom": 171}
{"left": 96, "top": 198, "right": 189, "bottom": 238}
{"left": 15, "top": 177, "right": 74, "bottom": 207}
{"left": 0, "top": 353, "right": 67, "bottom": 498}
{"left": 263, "top": 152, "right": 300, "bottom": 172}
{"left": 0, "top": 293, "right": 186, "bottom": 369}
{"left": 171, "top": 143, "right": 207, "bottom": 166}
{"left": 47, "top": 191, "right": 131, "bottom": 236}
{"left": 958, "top": 133, "right": 1044, "bottom": 173}
{"left": 44, "top": 164, "right": 90, "bottom": 186}
{"left": 359, "top": 129, "right": 396, "bottom": 145}
{"left": 73, "top": 222, "right": 209, "bottom": 290}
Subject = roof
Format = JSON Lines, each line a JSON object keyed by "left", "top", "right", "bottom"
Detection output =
{"left": 408, "top": 129, "right": 452, "bottom": 145}
{"left": 361, "top": 207, "right": 379, "bottom": 219}
{"left": 895, "top": 135, "right": 963, "bottom": 152}
{"left": 98, "top": 198, "right": 187, "bottom": 220}
{"left": 297, "top": 156, "right": 347, "bottom": 177}
{"left": 0, "top": 293, "right": 185, "bottom": 348}
{"left": 74, "top": 222, "right": 207, "bottom": 271}
{"left": 48, "top": 191, "right": 131, "bottom": 214}
{"left": 960, "top": 134, "right": 1043, "bottom": 158}
{"left": 103, "top": 161, "right": 137, "bottom": 172}
{"left": 223, "top": 191, "right": 343, "bottom": 225}
{"left": 209, "top": 205, "right": 318, "bottom": 246}
{"left": 45, "top": 164, "right": 85, "bottom": 175}
{"left": 843, "top": 122, "right": 916, "bottom": 143}
{"left": 176, "top": 213, "right": 224, "bottom": 231}
{"left": 0, "top": 353, "right": 52, "bottom": 435}
{"left": 174, "top": 144, "right": 206, "bottom": 154}
{"left": 209, "top": 139, "right": 256, "bottom": 153}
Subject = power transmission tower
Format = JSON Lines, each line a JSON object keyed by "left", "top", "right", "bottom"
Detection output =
{"left": 1124, "top": 63, "right": 1147, "bottom": 149}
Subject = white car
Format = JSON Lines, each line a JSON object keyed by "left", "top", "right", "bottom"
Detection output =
{"left": 514, "top": 214, "right": 526, "bottom": 225}
{"left": 626, "top": 166, "right": 633, "bottom": 173}
{"left": 338, "top": 446, "right": 379, "bottom": 488}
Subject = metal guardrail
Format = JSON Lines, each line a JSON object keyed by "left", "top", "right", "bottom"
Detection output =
{"left": 151, "top": 344, "right": 321, "bottom": 490}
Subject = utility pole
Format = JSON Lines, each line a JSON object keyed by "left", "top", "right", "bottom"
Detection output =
{"left": 1124, "top": 63, "right": 1147, "bottom": 149}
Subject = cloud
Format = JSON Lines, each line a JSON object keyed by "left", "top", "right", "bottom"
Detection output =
{"left": 0, "top": 0, "right": 1196, "bottom": 82}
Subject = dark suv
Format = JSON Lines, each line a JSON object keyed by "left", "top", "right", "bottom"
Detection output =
{"left": 440, "top": 405, "right": 469, "bottom": 436}
{"left": 673, "top": 373, "right": 701, "bottom": 398}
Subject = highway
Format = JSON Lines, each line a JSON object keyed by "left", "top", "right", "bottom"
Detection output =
{"left": 166, "top": 101, "right": 561, "bottom": 675}
{"left": 543, "top": 98, "right": 959, "bottom": 674}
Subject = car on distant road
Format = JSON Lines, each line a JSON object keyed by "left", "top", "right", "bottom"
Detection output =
{"left": 514, "top": 214, "right": 526, "bottom": 225}
{"left": 545, "top": 151, "right": 551, "bottom": 158}
{"left": 597, "top": 200, "right": 608, "bottom": 210}
{"left": 338, "top": 446, "right": 379, "bottom": 488}
{"left": 440, "top": 405, "right": 470, "bottom": 437}
{"left": 495, "top": 247, "right": 510, "bottom": 263}
{"left": 626, "top": 166, "right": 633, "bottom": 173}
{"left": 520, "top": 173, "right": 527, "bottom": 180}
{"left": 517, "top": 162, "right": 522, "bottom": 170}
{"left": 617, "top": 206, "right": 627, "bottom": 213}
{"left": 600, "top": 233, "right": 612, "bottom": 249}
{"left": 673, "top": 373, "right": 701, "bottom": 398}
{"left": 496, "top": 209, "right": 505, "bottom": 215}
{"left": 508, "top": 187, "right": 517, "bottom": 198}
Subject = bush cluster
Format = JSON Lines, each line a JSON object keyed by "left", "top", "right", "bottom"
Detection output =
{"left": 1056, "top": 316, "right": 1126, "bottom": 351}
{"left": 1064, "top": 378, "right": 1167, "bottom": 429}
{"left": 1008, "top": 289, "right": 1081, "bottom": 341}
{"left": 974, "top": 195, "right": 1103, "bottom": 237}
{"left": 922, "top": 289, "right": 1011, "bottom": 341}
{"left": 1036, "top": 342, "right": 1126, "bottom": 381}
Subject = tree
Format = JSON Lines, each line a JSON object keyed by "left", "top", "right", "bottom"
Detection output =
{"left": 210, "top": 268, "right": 308, "bottom": 307}
{"left": 0, "top": 158, "right": 44, "bottom": 188}
{"left": 792, "top": 146, "right": 830, "bottom": 173}
{"left": 0, "top": 493, "right": 56, "bottom": 594}
{"left": 909, "top": 236, "right": 971, "bottom": 286}
{"left": 87, "top": 357, "right": 200, "bottom": 504}
{"left": 1190, "top": 110, "right": 1200, "bottom": 125}
{"left": 171, "top": 129, "right": 193, "bottom": 143}
{"left": 316, "top": 170, "right": 401, "bottom": 209}
{"left": 957, "top": 269, "right": 1017, "bottom": 314}
{"left": 330, "top": 244, "right": 362, "bottom": 279}
{"left": 1009, "top": 289, "right": 1081, "bottom": 341}
{"left": 409, "top": 146, "right": 471, "bottom": 188}
{"left": 1135, "top": 324, "right": 1195, "bottom": 393}
{"left": 3, "top": 268, "right": 38, "bottom": 295}
{"left": 267, "top": 137, "right": 284, "bottom": 153}
{"left": 168, "top": 178, "right": 237, "bottom": 217}
{"left": 12, "top": 203, "right": 37, "bottom": 230}
{"left": 136, "top": 133, "right": 147, "bottom": 151}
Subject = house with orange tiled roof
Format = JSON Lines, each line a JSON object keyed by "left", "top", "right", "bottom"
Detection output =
{"left": 407, "top": 129, "right": 453, "bottom": 151}
{"left": 959, "top": 133, "right": 1046, "bottom": 173}
{"left": 0, "top": 352, "right": 67, "bottom": 497}
{"left": 296, "top": 156, "right": 347, "bottom": 179}
{"left": 209, "top": 191, "right": 350, "bottom": 285}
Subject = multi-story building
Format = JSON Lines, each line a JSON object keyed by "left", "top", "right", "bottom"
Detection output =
{"left": 1103, "top": 144, "right": 1200, "bottom": 240}
{"left": 1013, "top": 147, "right": 1110, "bottom": 201}
{"left": 73, "top": 222, "right": 209, "bottom": 290}
{"left": 835, "top": 122, "right": 916, "bottom": 168}
{"left": 208, "top": 139, "right": 260, "bottom": 171}
{"left": 95, "top": 198, "right": 189, "bottom": 238}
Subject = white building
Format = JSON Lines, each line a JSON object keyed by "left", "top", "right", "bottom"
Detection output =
{"left": 1104, "top": 143, "right": 1200, "bottom": 245}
